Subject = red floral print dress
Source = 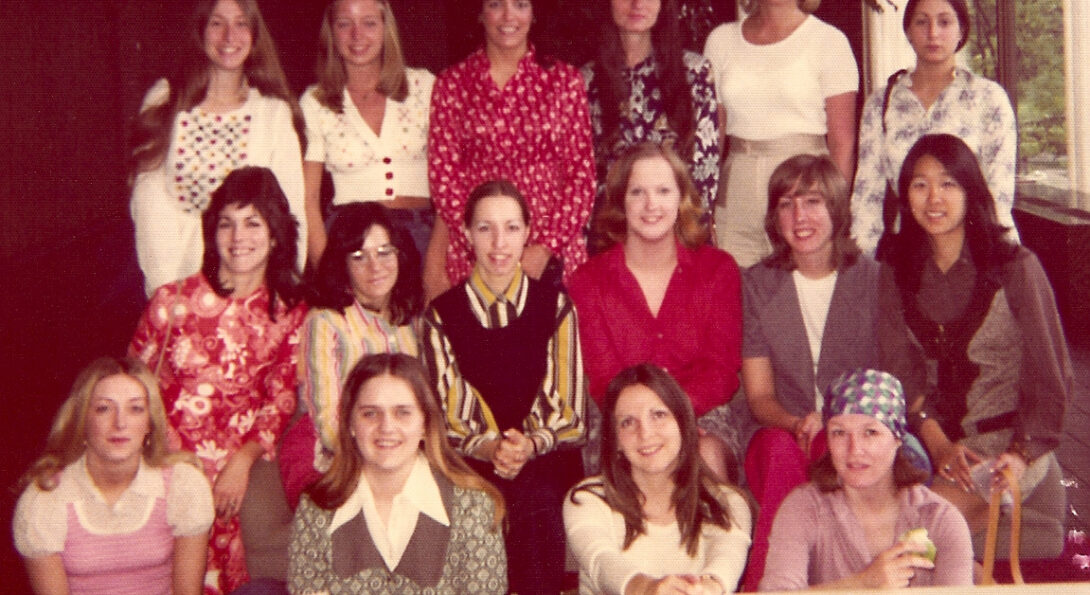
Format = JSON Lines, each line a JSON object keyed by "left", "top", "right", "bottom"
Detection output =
{"left": 428, "top": 46, "right": 596, "bottom": 284}
{"left": 129, "top": 273, "right": 306, "bottom": 594}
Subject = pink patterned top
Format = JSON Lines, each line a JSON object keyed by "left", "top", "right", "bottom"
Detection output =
{"left": 428, "top": 46, "right": 596, "bottom": 283}
{"left": 129, "top": 273, "right": 307, "bottom": 475}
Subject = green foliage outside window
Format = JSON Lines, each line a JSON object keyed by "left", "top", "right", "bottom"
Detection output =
{"left": 965, "top": 0, "right": 1067, "bottom": 164}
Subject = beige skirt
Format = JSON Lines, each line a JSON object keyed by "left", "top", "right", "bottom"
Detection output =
{"left": 714, "top": 134, "right": 828, "bottom": 268}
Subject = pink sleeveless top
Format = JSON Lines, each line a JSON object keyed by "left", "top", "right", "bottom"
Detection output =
{"left": 60, "top": 468, "right": 174, "bottom": 595}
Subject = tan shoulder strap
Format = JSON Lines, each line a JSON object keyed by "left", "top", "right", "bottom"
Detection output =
{"left": 981, "top": 466, "right": 1023, "bottom": 585}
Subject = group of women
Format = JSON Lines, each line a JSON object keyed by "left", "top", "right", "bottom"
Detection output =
{"left": 12, "top": 0, "right": 1075, "bottom": 594}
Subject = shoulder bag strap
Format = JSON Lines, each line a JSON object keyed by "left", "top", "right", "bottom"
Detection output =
{"left": 981, "top": 466, "right": 1023, "bottom": 585}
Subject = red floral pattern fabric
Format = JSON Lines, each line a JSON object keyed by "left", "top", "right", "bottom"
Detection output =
{"left": 129, "top": 273, "right": 306, "bottom": 594}
{"left": 428, "top": 47, "right": 596, "bottom": 283}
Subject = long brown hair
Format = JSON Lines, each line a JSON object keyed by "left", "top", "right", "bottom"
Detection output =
{"left": 307, "top": 354, "right": 505, "bottom": 529}
{"left": 889, "top": 134, "right": 1017, "bottom": 293}
{"left": 573, "top": 363, "right": 735, "bottom": 556}
{"left": 17, "top": 357, "right": 199, "bottom": 493}
{"left": 129, "top": 0, "right": 304, "bottom": 176}
{"left": 312, "top": 0, "right": 409, "bottom": 113}
{"left": 591, "top": 0, "right": 695, "bottom": 161}
{"left": 592, "top": 142, "right": 709, "bottom": 253}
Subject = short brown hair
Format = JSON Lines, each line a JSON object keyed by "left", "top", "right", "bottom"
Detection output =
{"left": 809, "top": 449, "right": 928, "bottom": 492}
{"left": 592, "top": 142, "right": 709, "bottom": 253}
{"left": 762, "top": 153, "right": 859, "bottom": 271}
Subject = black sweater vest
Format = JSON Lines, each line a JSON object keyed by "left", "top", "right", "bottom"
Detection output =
{"left": 432, "top": 278, "right": 563, "bottom": 430}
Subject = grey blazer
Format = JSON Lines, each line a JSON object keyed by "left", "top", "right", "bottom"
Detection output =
{"left": 740, "top": 256, "right": 881, "bottom": 448}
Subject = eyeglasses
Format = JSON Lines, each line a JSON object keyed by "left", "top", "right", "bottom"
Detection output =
{"left": 349, "top": 245, "right": 398, "bottom": 264}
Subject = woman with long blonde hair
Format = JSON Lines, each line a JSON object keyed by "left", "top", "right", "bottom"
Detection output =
{"left": 14, "top": 357, "right": 214, "bottom": 595}
{"left": 301, "top": 0, "right": 436, "bottom": 265}
{"left": 129, "top": 0, "right": 306, "bottom": 295}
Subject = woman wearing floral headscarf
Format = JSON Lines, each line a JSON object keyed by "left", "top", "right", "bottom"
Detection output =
{"left": 761, "top": 369, "right": 973, "bottom": 590}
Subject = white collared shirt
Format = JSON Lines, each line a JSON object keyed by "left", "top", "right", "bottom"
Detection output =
{"left": 329, "top": 453, "right": 450, "bottom": 570}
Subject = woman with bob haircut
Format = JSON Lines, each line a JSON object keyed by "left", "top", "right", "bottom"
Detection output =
{"left": 737, "top": 153, "right": 880, "bottom": 589}
{"left": 762, "top": 369, "right": 973, "bottom": 590}
{"left": 129, "top": 0, "right": 306, "bottom": 295}
{"left": 852, "top": 0, "right": 1017, "bottom": 257}
{"left": 14, "top": 357, "right": 214, "bottom": 595}
{"left": 880, "top": 134, "right": 1071, "bottom": 559}
{"left": 130, "top": 166, "right": 308, "bottom": 594}
{"left": 422, "top": 178, "right": 586, "bottom": 595}
{"left": 289, "top": 353, "right": 507, "bottom": 594}
{"left": 703, "top": 0, "right": 858, "bottom": 267}
{"left": 425, "top": 0, "right": 596, "bottom": 300}
{"left": 569, "top": 142, "right": 742, "bottom": 483}
{"left": 301, "top": 0, "right": 436, "bottom": 265}
{"left": 581, "top": 0, "right": 721, "bottom": 217}
{"left": 279, "top": 202, "right": 424, "bottom": 508}
{"left": 565, "top": 363, "right": 751, "bottom": 595}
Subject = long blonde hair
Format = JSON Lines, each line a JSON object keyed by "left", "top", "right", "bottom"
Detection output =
{"left": 17, "top": 357, "right": 198, "bottom": 493}
{"left": 312, "top": 0, "right": 409, "bottom": 112}
{"left": 129, "top": 0, "right": 303, "bottom": 175}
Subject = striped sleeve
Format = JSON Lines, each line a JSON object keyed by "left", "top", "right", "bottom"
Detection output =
{"left": 298, "top": 311, "right": 351, "bottom": 450}
{"left": 420, "top": 308, "right": 499, "bottom": 456}
{"left": 525, "top": 292, "right": 587, "bottom": 453}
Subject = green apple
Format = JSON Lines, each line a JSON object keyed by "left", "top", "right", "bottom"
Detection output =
{"left": 899, "top": 528, "right": 937, "bottom": 562}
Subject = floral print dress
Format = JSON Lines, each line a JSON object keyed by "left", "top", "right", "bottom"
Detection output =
{"left": 129, "top": 273, "right": 306, "bottom": 594}
{"left": 428, "top": 46, "right": 596, "bottom": 284}
{"left": 581, "top": 51, "right": 721, "bottom": 211}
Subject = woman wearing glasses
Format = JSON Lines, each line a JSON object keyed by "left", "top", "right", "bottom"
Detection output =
{"left": 279, "top": 202, "right": 424, "bottom": 508}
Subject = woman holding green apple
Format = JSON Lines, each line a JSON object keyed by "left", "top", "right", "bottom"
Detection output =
{"left": 761, "top": 369, "right": 973, "bottom": 590}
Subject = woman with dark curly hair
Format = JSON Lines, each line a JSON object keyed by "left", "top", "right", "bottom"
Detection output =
{"left": 129, "top": 166, "right": 308, "bottom": 594}
{"left": 279, "top": 202, "right": 424, "bottom": 508}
